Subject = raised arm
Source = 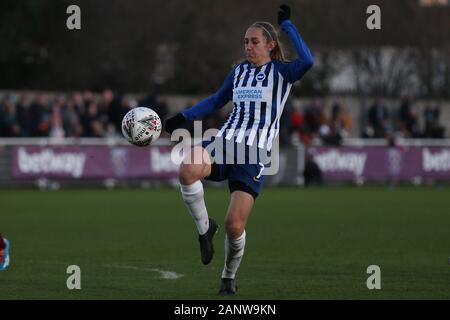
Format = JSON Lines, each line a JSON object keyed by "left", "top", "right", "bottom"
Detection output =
{"left": 277, "top": 5, "right": 314, "bottom": 83}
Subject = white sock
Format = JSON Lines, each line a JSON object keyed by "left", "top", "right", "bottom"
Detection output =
{"left": 180, "top": 181, "right": 210, "bottom": 235}
{"left": 221, "top": 230, "right": 246, "bottom": 279}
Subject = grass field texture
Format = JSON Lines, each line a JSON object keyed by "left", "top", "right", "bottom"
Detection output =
{"left": 1, "top": 186, "right": 449, "bottom": 299}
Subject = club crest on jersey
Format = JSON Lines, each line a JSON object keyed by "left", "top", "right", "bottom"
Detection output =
{"left": 256, "top": 72, "right": 266, "bottom": 82}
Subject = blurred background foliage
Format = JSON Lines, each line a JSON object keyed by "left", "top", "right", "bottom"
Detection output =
{"left": 0, "top": 0, "right": 449, "bottom": 97}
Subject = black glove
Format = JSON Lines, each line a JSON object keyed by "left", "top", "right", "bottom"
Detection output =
{"left": 278, "top": 4, "right": 291, "bottom": 25}
{"left": 164, "top": 113, "right": 188, "bottom": 134}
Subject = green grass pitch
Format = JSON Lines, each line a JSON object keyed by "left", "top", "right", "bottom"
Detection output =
{"left": 1, "top": 186, "right": 449, "bottom": 299}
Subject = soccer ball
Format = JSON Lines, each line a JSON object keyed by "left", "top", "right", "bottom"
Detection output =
{"left": 121, "top": 107, "right": 162, "bottom": 146}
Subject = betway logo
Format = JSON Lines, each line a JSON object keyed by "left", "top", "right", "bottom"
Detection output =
{"left": 423, "top": 148, "right": 450, "bottom": 172}
{"left": 17, "top": 147, "right": 86, "bottom": 178}
{"left": 313, "top": 150, "right": 367, "bottom": 176}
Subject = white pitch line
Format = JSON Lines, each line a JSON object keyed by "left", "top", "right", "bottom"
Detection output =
{"left": 107, "top": 265, "right": 184, "bottom": 280}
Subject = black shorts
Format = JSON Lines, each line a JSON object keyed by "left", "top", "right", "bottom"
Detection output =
{"left": 202, "top": 139, "right": 266, "bottom": 200}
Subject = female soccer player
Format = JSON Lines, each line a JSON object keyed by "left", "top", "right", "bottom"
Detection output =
{"left": 165, "top": 5, "right": 313, "bottom": 295}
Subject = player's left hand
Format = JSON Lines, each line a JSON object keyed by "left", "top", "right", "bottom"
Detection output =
{"left": 278, "top": 4, "right": 291, "bottom": 25}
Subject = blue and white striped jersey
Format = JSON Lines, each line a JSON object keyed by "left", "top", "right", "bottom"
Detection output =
{"left": 182, "top": 19, "right": 313, "bottom": 152}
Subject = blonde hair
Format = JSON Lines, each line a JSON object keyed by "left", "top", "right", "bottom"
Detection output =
{"left": 251, "top": 21, "right": 286, "bottom": 62}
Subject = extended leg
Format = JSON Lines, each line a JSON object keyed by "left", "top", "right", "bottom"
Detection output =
{"left": 179, "top": 146, "right": 218, "bottom": 265}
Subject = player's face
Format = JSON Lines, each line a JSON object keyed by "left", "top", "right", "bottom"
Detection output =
{"left": 245, "top": 27, "right": 274, "bottom": 66}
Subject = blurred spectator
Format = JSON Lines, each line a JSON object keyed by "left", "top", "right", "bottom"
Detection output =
{"left": 81, "top": 102, "right": 104, "bottom": 137}
{"left": 321, "top": 101, "right": 353, "bottom": 145}
{"left": 16, "top": 94, "right": 33, "bottom": 136}
{"left": 50, "top": 109, "right": 65, "bottom": 138}
{"left": 49, "top": 94, "right": 66, "bottom": 138}
{"left": 101, "top": 89, "right": 123, "bottom": 133}
{"left": 291, "top": 109, "right": 304, "bottom": 130}
{"left": 139, "top": 92, "right": 157, "bottom": 109}
{"left": 303, "top": 100, "right": 326, "bottom": 136}
{"left": 29, "top": 94, "right": 50, "bottom": 137}
{"left": 398, "top": 97, "right": 420, "bottom": 138}
{"left": 83, "top": 90, "right": 95, "bottom": 106}
{"left": 0, "top": 95, "right": 20, "bottom": 137}
{"left": 72, "top": 91, "right": 85, "bottom": 114}
{"left": 331, "top": 102, "right": 352, "bottom": 138}
{"left": 290, "top": 108, "right": 307, "bottom": 144}
{"left": 61, "top": 97, "right": 83, "bottom": 137}
{"left": 423, "top": 104, "right": 444, "bottom": 138}
{"left": 365, "top": 98, "right": 389, "bottom": 138}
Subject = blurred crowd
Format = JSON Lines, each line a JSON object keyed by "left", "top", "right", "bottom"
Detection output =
{"left": 279, "top": 97, "right": 445, "bottom": 146}
{"left": 0, "top": 90, "right": 168, "bottom": 139}
{"left": 362, "top": 97, "right": 445, "bottom": 140}
{"left": 0, "top": 91, "right": 446, "bottom": 144}
{"left": 284, "top": 99, "right": 354, "bottom": 146}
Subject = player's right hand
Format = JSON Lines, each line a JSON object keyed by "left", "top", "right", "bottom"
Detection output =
{"left": 164, "top": 113, "right": 188, "bottom": 134}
